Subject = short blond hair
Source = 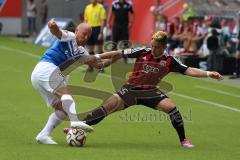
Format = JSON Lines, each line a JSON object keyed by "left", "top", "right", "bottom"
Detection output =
{"left": 152, "top": 31, "right": 168, "bottom": 45}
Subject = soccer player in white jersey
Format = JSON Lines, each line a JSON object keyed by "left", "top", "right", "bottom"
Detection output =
{"left": 31, "top": 21, "right": 101, "bottom": 144}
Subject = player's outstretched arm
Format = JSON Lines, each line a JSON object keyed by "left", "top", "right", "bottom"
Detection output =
{"left": 184, "top": 67, "right": 224, "bottom": 81}
{"left": 48, "top": 21, "right": 62, "bottom": 39}
{"left": 98, "top": 50, "right": 123, "bottom": 60}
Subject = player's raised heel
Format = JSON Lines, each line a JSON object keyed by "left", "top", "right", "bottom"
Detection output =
{"left": 70, "top": 121, "right": 94, "bottom": 132}
{"left": 181, "top": 139, "right": 194, "bottom": 148}
{"left": 36, "top": 136, "right": 58, "bottom": 144}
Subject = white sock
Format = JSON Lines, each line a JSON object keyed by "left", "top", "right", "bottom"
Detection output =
{"left": 61, "top": 94, "right": 79, "bottom": 122}
{"left": 36, "top": 110, "right": 67, "bottom": 139}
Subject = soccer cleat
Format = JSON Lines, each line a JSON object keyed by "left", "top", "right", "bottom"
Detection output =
{"left": 36, "top": 136, "right": 58, "bottom": 145}
{"left": 181, "top": 139, "right": 194, "bottom": 148}
{"left": 70, "top": 121, "right": 94, "bottom": 132}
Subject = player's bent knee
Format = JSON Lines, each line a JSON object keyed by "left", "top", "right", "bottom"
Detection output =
{"left": 104, "top": 94, "right": 124, "bottom": 114}
{"left": 113, "top": 93, "right": 122, "bottom": 101}
{"left": 156, "top": 98, "right": 176, "bottom": 113}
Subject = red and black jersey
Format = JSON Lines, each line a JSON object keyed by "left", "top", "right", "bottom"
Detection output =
{"left": 122, "top": 47, "right": 188, "bottom": 88}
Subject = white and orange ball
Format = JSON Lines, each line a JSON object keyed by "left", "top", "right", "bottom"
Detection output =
{"left": 66, "top": 128, "right": 86, "bottom": 147}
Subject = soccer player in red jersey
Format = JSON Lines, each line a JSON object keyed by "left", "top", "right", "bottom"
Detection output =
{"left": 66, "top": 31, "right": 223, "bottom": 148}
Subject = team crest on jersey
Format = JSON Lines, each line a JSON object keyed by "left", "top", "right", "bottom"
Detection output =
{"left": 64, "top": 50, "right": 69, "bottom": 55}
{"left": 0, "top": 0, "right": 6, "bottom": 12}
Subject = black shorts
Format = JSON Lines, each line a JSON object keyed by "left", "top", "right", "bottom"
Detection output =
{"left": 116, "top": 84, "right": 168, "bottom": 109}
{"left": 112, "top": 24, "right": 129, "bottom": 43}
{"left": 87, "top": 26, "right": 103, "bottom": 45}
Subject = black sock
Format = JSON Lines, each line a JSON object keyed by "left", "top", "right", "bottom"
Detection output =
{"left": 168, "top": 107, "right": 186, "bottom": 142}
{"left": 83, "top": 106, "right": 107, "bottom": 125}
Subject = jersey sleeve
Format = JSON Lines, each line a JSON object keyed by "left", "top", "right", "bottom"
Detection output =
{"left": 60, "top": 30, "right": 76, "bottom": 42}
{"left": 78, "top": 46, "right": 89, "bottom": 56}
{"left": 169, "top": 56, "right": 188, "bottom": 74}
{"left": 122, "top": 47, "right": 151, "bottom": 58}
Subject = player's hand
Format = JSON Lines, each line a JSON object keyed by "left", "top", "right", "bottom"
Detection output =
{"left": 85, "top": 55, "right": 104, "bottom": 69}
{"left": 95, "top": 60, "right": 104, "bottom": 70}
{"left": 97, "top": 33, "right": 103, "bottom": 40}
{"left": 208, "top": 71, "right": 224, "bottom": 81}
{"left": 84, "top": 55, "right": 97, "bottom": 64}
{"left": 48, "top": 21, "right": 62, "bottom": 39}
{"left": 48, "top": 21, "right": 58, "bottom": 30}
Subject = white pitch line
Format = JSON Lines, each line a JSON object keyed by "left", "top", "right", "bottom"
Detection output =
{"left": 195, "top": 85, "right": 240, "bottom": 98}
{"left": 1, "top": 45, "right": 239, "bottom": 113}
{"left": 0, "top": 45, "right": 40, "bottom": 58}
{"left": 170, "top": 92, "right": 240, "bottom": 113}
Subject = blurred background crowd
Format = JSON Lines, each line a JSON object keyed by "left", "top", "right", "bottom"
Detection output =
{"left": 0, "top": 0, "right": 239, "bottom": 78}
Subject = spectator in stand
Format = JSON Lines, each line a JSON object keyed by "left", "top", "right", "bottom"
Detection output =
{"left": 171, "top": 17, "right": 184, "bottom": 50}
{"left": 27, "top": 0, "right": 37, "bottom": 36}
{"left": 196, "top": 16, "right": 213, "bottom": 57}
{"left": 192, "top": 19, "right": 208, "bottom": 51}
{"left": 166, "top": 17, "right": 177, "bottom": 51}
{"left": 230, "top": 21, "right": 240, "bottom": 79}
{"left": 181, "top": 19, "right": 198, "bottom": 54}
{"left": 40, "top": 0, "right": 48, "bottom": 27}
{"left": 154, "top": 14, "right": 167, "bottom": 32}
{"left": 150, "top": 0, "right": 163, "bottom": 17}
{"left": 172, "top": 19, "right": 198, "bottom": 54}
{"left": 221, "top": 18, "right": 231, "bottom": 43}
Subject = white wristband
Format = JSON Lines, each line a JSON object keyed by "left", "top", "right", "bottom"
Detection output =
{"left": 94, "top": 54, "right": 101, "bottom": 60}
{"left": 206, "top": 71, "right": 210, "bottom": 77}
{"left": 123, "top": 49, "right": 132, "bottom": 55}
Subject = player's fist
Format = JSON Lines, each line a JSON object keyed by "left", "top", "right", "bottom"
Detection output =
{"left": 208, "top": 71, "right": 224, "bottom": 81}
{"left": 48, "top": 21, "right": 58, "bottom": 30}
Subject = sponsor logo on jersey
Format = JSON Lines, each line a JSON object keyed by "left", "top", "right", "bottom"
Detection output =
{"left": 143, "top": 64, "right": 159, "bottom": 73}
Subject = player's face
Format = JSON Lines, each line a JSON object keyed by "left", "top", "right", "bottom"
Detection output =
{"left": 75, "top": 28, "right": 92, "bottom": 46}
{"left": 151, "top": 39, "right": 166, "bottom": 57}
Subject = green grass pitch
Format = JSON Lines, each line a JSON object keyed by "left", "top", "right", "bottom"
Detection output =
{"left": 0, "top": 37, "right": 239, "bottom": 160}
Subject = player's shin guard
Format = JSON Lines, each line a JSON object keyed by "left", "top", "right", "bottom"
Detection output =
{"left": 83, "top": 106, "right": 107, "bottom": 125}
{"left": 168, "top": 107, "right": 186, "bottom": 142}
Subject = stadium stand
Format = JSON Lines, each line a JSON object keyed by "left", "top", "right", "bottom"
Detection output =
{"left": 186, "top": 0, "right": 240, "bottom": 17}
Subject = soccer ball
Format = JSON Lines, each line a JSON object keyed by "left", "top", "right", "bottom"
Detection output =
{"left": 66, "top": 128, "right": 86, "bottom": 147}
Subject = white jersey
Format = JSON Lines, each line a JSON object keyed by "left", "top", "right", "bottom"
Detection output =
{"left": 32, "top": 30, "right": 89, "bottom": 107}
{"left": 40, "top": 30, "right": 89, "bottom": 70}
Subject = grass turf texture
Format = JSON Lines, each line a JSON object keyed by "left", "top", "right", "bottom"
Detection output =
{"left": 0, "top": 36, "right": 239, "bottom": 160}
